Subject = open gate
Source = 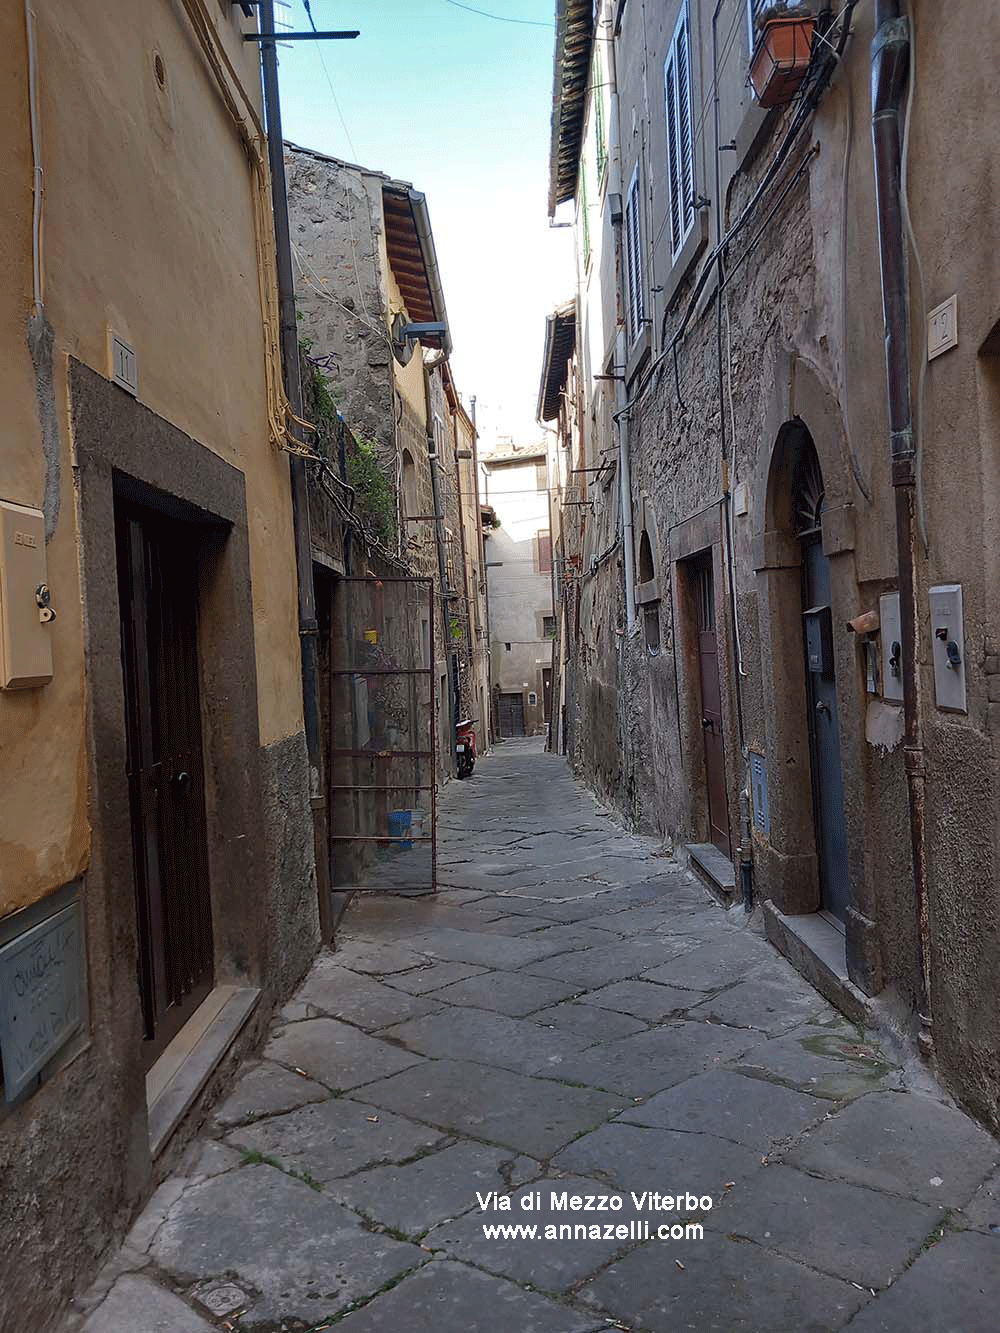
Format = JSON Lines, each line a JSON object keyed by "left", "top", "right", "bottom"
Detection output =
{"left": 326, "top": 576, "right": 436, "bottom": 895}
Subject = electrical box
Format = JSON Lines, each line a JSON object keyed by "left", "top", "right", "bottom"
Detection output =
{"left": 929, "top": 583, "right": 967, "bottom": 713}
{"left": 803, "top": 605, "right": 834, "bottom": 675}
{"left": 750, "top": 752, "right": 770, "bottom": 837}
{"left": 879, "top": 592, "right": 903, "bottom": 703}
{"left": 0, "top": 500, "right": 53, "bottom": 689}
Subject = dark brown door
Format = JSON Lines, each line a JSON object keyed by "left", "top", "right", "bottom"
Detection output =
{"left": 542, "top": 668, "right": 552, "bottom": 722}
{"left": 694, "top": 555, "right": 731, "bottom": 855}
{"left": 117, "top": 505, "right": 214, "bottom": 1065}
{"left": 499, "top": 692, "right": 525, "bottom": 737}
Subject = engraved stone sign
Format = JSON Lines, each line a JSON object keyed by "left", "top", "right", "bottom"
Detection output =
{"left": 0, "top": 901, "right": 83, "bottom": 1101}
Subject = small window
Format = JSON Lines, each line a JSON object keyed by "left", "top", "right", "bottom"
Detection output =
{"left": 581, "top": 161, "right": 592, "bottom": 268}
{"left": 528, "top": 692, "right": 538, "bottom": 707}
{"left": 594, "top": 53, "right": 608, "bottom": 180}
{"left": 624, "top": 165, "right": 645, "bottom": 344}
{"left": 664, "top": 4, "right": 695, "bottom": 262}
{"left": 644, "top": 604, "right": 661, "bottom": 654}
{"left": 537, "top": 531, "right": 553, "bottom": 574}
{"left": 542, "top": 614, "right": 556, "bottom": 639}
{"left": 505, "top": 642, "right": 511, "bottom": 651}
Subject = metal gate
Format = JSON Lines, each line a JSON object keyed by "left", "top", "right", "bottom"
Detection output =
{"left": 499, "top": 692, "right": 525, "bottom": 737}
{"left": 327, "top": 577, "right": 436, "bottom": 895}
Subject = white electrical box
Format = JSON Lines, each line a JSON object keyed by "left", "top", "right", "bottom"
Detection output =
{"left": 0, "top": 500, "right": 54, "bottom": 689}
{"left": 929, "top": 583, "right": 967, "bottom": 713}
{"left": 879, "top": 591, "right": 903, "bottom": 703}
{"left": 110, "top": 331, "right": 138, "bottom": 396}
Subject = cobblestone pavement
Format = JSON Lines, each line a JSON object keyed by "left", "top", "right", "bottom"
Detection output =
{"left": 68, "top": 739, "right": 1000, "bottom": 1332}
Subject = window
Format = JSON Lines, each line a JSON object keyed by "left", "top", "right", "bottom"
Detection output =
{"left": 537, "top": 531, "right": 553, "bottom": 574}
{"left": 664, "top": 4, "right": 695, "bottom": 262}
{"left": 624, "top": 164, "right": 644, "bottom": 344}
{"left": 747, "top": 0, "right": 767, "bottom": 53}
{"left": 581, "top": 162, "right": 592, "bottom": 268}
{"left": 543, "top": 614, "right": 557, "bottom": 639}
{"left": 594, "top": 54, "right": 608, "bottom": 179}
{"left": 528, "top": 692, "right": 538, "bottom": 707}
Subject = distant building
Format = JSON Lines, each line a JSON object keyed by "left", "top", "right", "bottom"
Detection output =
{"left": 481, "top": 446, "right": 555, "bottom": 738}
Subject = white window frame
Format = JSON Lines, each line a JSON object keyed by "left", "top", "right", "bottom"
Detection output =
{"left": 663, "top": 2, "right": 695, "bottom": 264}
{"left": 623, "top": 163, "right": 645, "bottom": 345}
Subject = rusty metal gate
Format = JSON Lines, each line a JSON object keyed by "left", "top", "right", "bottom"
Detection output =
{"left": 327, "top": 576, "right": 436, "bottom": 895}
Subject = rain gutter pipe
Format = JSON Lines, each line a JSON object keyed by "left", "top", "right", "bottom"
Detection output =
{"left": 871, "top": 0, "right": 932, "bottom": 1051}
{"left": 260, "top": 0, "right": 332, "bottom": 939}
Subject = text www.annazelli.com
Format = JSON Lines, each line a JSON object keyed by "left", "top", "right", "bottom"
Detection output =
{"left": 481, "top": 1221, "right": 704, "bottom": 1242}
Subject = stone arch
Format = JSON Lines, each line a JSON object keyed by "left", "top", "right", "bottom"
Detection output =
{"left": 401, "top": 448, "right": 417, "bottom": 523}
{"left": 751, "top": 356, "right": 871, "bottom": 978}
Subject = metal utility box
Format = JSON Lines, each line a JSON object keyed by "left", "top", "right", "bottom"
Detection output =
{"left": 879, "top": 591, "right": 904, "bottom": 703}
{"left": 803, "top": 604, "right": 834, "bottom": 675}
{"left": 929, "top": 583, "right": 967, "bottom": 713}
{"left": 0, "top": 500, "right": 53, "bottom": 689}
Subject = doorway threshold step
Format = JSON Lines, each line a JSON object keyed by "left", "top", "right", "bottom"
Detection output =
{"left": 686, "top": 843, "right": 737, "bottom": 906}
{"left": 763, "top": 902, "right": 871, "bottom": 1027}
{"left": 146, "top": 984, "right": 259, "bottom": 1159}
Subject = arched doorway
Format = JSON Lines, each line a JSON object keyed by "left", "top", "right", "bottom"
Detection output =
{"left": 792, "top": 432, "right": 850, "bottom": 923}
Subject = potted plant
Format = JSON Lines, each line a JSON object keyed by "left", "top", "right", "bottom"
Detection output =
{"left": 750, "top": 2, "right": 815, "bottom": 108}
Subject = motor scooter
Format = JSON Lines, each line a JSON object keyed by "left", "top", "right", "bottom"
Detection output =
{"left": 456, "top": 717, "right": 476, "bottom": 778}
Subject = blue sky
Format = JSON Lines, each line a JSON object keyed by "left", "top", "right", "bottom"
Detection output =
{"left": 276, "top": 1, "right": 574, "bottom": 444}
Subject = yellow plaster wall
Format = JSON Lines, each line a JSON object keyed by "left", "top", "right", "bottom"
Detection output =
{"left": 0, "top": 0, "right": 303, "bottom": 916}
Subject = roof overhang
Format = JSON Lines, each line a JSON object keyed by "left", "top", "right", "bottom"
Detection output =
{"left": 537, "top": 301, "right": 577, "bottom": 422}
{"left": 547, "top": 0, "right": 595, "bottom": 217}
{"left": 382, "top": 183, "right": 452, "bottom": 355}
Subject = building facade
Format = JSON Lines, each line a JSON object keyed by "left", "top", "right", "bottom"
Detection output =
{"left": 286, "top": 146, "right": 490, "bottom": 785}
{"left": 0, "top": 3, "right": 321, "bottom": 1327}
{"left": 546, "top": 0, "right": 1000, "bottom": 1132}
{"left": 481, "top": 445, "right": 555, "bottom": 738}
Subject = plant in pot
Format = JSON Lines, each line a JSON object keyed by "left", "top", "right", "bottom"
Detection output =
{"left": 750, "top": 1, "right": 816, "bottom": 108}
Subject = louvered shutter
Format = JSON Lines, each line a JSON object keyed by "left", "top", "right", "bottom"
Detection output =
{"left": 624, "top": 168, "right": 644, "bottom": 343}
{"left": 664, "top": 4, "right": 695, "bottom": 263}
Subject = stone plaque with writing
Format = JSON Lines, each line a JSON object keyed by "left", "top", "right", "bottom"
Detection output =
{"left": 0, "top": 902, "right": 83, "bottom": 1101}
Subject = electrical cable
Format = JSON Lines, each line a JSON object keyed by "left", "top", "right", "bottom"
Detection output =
{"left": 442, "top": 0, "right": 552, "bottom": 26}
{"left": 900, "top": 0, "right": 929, "bottom": 549}
{"left": 24, "top": 0, "right": 43, "bottom": 318}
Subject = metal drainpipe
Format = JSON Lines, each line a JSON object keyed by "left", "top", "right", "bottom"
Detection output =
{"left": 871, "top": 0, "right": 932, "bottom": 1054}
{"left": 424, "top": 363, "right": 456, "bottom": 770}
{"left": 259, "top": 1, "right": 332, "bottom": 941}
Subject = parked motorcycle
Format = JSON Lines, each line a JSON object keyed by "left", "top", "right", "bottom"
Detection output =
{"left": 456, "top": 717, "right": 477, "bottom": 778}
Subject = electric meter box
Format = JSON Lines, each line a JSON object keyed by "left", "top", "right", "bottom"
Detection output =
{"left": 0, "top": 500, "right": 53, "bottom": 689}
{"left": 803, "top": 605, "right": 834, "bottom": 676}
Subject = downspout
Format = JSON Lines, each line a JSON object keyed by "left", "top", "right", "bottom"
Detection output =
{"left": 605, "top": 32, "right": 637, "bottom": 630}
{"left": 450, "top": 400, "right": 473, "bottom": 722}
{"left": 871, "top": 1, "right": 932, "bottom": 1053}
{"left": 470, "top": 396, "right": 495, "bottom": 745}
{"left": 260, "top": 0, "right": 332, "bottom": 940}
{"left": 423, "top": 358, "right": 457, "bottom": 770}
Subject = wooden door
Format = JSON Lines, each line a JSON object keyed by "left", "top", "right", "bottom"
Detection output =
{"left": 694, "top": 556, "right": 731, "bottom": 855}
{"left": 117, "top": 506, "right": 214, "bottom": 1065}
{"left": 499, "top": 692, "right": 525, "bottom": 737}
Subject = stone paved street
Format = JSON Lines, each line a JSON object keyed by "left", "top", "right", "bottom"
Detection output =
{"left": 69, "top": 740, "right": 1000, "bottom": 1332}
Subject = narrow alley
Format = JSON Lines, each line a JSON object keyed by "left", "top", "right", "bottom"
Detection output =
{"left": 68, "top": 741, "right": 1000, "bottom": 1333}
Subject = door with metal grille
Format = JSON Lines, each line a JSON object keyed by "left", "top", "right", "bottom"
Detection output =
{"left": 117, "top": 505, "right": 214, "bottom": 1065}
{"left": 499, "top": 692, "right": 525, "bottom": 737}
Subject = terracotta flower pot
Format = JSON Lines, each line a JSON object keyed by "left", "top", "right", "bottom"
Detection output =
{"left": 749, "top": 16, "right": 815, "bottom": 107}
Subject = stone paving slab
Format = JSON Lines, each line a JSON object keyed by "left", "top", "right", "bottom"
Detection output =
{"left": 731, "top": 1022, "right": 900, "bottom": 1100}
{"left": 580, "top": 978, "right": 699, "bottom": 1021}
{"left": 526, "top": 939, "right": 696, "bottom": 990}
{"left": 843, "top": 1230, "right": 1000, "bottom": 1332}
{"left": 327, "top": 1140, "right": 538, "bottom": 1237}
{"left": 334, "top": 1259, "right": 606, "bottom": 1332}
{"left": 579, "top": 1233, "right": 867, "bottom": 1332}
{"left": 532, "top": 999, "right": 649, "bottom": 1041}
{"left": 428, "top": 968, "right": 585, "bottom": 1016}
{"left": 425, "top": 1175, "right": 661, "bottom": 1291}
{"left": 384, "top": 959, "right": 492, "bottom": 994}
{"left": 707, "top": 1162, "right": 942, "bottom": 1288}
{"left": 79, "top": 1276, "right": 215, "bottom": 1333}
{"left": 784, "top": 1089, "right": 1000, "bottom": 1206}
{"left": 264, "top": 1016, "right": 424, "bottom": 1091}
{"left": 224, "top": 1095, "right": 446, "bottom": 1181}
{"left": 210, "top": 1059, "right": 329, "bottom": 1128}
{"left": 358, "top": 1057, "right": 624, "bottom": 1158}
{"left": 149, "top": 1163, "right": 425, "bottom": 1328}
{"left": 383, "top": 1006, "right": 592, "bottom": 1077}
{"left": 285, "top": 960, "right": 449, "bottom": 1028}
{"left": 407, "top": 925, "right": 575, "bottom": 970}
{"left": 687, "top": 971, "right": 833, "bottom": 1037}
{"left": 547, "top": 1020, "right": 758, "bottom": 1097}
{"left": 641, "top": 932, "right": 772, "bottom": 990}
{"left": 615, "top": 1068, "right": 828, "bottom": 1148}
{"left": 959, "top": 1164, "right": 1000, "bottom": 1232}
{"left": 551, "top": 1122, "right": 761, "bottom": 1203}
